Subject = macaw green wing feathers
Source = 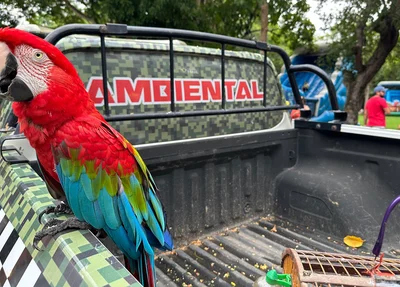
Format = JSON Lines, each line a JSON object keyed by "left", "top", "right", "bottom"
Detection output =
{"left": 121, "top": 175, "right": 148, "bottom": 223}
{"left": 97, "top": 122, "right": 165, "bottom": 230}
{"left": 149, "top": 189, "right": 165, "bottom": 231}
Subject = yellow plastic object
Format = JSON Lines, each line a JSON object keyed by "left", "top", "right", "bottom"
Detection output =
{"left": 343, "top": 235, "right": 364, "bottom": 248}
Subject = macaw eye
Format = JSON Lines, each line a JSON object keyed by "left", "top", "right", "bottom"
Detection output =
{"left": 33, "top": 51, "right": 44, "bottom": 60}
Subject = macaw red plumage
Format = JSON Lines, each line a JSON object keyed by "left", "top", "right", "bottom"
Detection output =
{"left": 0, "top": 28, "right": 173, "bottom": 286}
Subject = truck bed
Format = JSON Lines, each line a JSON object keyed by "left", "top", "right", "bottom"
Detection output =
{"left": 155, "top": 216, "right": 377, "bottom": 287}
{"left": 4, "top": 116, "right": 400, "bottom": 286}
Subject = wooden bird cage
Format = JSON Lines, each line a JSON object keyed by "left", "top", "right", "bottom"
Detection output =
{"left": 282, "top": 248, "right": 400, "bottom": 287}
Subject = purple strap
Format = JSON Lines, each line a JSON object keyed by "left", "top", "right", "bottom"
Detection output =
{"left": 373, "top": 195, "right": 400, "bottom": 257}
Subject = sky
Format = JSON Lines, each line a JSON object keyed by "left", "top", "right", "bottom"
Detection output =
{"left": 306, "top": 0, "right": 337, "bottom": 37}
{"left": 307, "top": 0, "right": 324, "bottom": 35}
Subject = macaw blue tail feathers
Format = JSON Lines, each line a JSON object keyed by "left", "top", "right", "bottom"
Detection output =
{"left": 145, "top": 227, "right": 174, "bottom": 251}
{"left": 163, "top": 228, "right": 174, "bottom": 251}
{"left": 124, "top": 250, "right": 156, "bottom": 287}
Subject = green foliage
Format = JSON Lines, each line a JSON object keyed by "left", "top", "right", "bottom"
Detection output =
{"left": 2, "top": 0, "right": 106, "bottom": 27}
{"left": 269, "top": 0, "right": 315, "bottom": 50}
{"left": 104, "top": 0, "right": 209, "bottom": 31}
{"left": 262, "top": 0, "right": 315, "bottom": 72}
{"left": 201, "top": 0, "right": 262, "bottom": 38}
{"left": 199, "top": 0, "right": 314, "bottom": 49}
{"left": 1, "top": 0, "right": 209, "bottom": 30}
{"left": 0, "top": 0, "right": 316, "bottom": 75}
{"left": 316, "top": 0, "right": 400, "bottom": 122}
{"left": 0, "top": 0, "right": 314, "bottom": 46}
{"left": 0, "top": 4, "right": 20, "bottom": 28}
{"left": 318, "top": 0, "right": 400, "bottom": 72}
{"left": 372, "top": 45, "right": 400, "bottom": 87}
{"left": 208, "top": 0, "right": 314, "bottom": 71}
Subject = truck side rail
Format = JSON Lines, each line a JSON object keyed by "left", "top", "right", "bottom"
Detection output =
{"left": 45, "top": 23, "right": 346, "bottom": 122}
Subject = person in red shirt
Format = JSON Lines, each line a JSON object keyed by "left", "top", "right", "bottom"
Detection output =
{"left": 364, "top": 85, "right": 391, "bottom": 128}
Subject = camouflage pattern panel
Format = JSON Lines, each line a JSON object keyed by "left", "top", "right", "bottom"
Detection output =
{"left": 57, "top": 36, "right": 286, "bottom": 145}
{"left": 0, "top": 101, "right": 13, "bottom": 128}
{"left": 0, "top": 151, "right": 141, "bottom": 287}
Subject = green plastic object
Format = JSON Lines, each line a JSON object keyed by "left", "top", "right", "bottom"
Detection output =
{"left": 266, "top": 270, "right": 292, "bottom": 287}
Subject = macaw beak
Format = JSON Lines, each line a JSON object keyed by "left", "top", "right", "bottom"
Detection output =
{"left": 0, "top": 42, "right": 33, "bottom": 102}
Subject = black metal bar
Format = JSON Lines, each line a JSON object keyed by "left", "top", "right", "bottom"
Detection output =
{"left": 221, "top": 43, "right": 226, "bottom": 109}
{"left": 289, "top": 64, "right": 339, "bottom": 110}
{"left": 169, "top": 37, "right": 175, "bottom": 112}
{"left": 45, "top": 24, "right": 300, "bottom": 106}
{"left": 100, "top": 35, "right": 110, "bottom": 116}
{"left": 46, "top": 24, "right": 274, "bottom": 51}
{"left": 263, "top": 51, "right": 267, "bottom": 107}
{"left": 268, "top": 45, "right": 303, "bottom": 108}
{"left": 104, "top": 105, "right": 299, "bottom": 122}
{"left": 294, "top": 120, "right": 341, "bottom": 131}
{"left": 44, "top": 24, "right": 342, "bottom": 119}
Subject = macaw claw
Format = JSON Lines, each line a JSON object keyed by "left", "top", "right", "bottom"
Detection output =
{"left": 38, "top": 201, "right": 73, "bottom": 224}
{"left": 33, "top": 217, "right": 93, "bottom": 251}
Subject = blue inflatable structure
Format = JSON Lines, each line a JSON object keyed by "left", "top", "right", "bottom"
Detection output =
{"left": 280, "top": 50, "right": 347, "bottom": 122}
{"left": 378, "top": 81, "right": 400, "bottom": 105}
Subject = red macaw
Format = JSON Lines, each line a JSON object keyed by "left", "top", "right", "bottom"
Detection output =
{"left": 0, "top": 28, "right": 173, "bottom": 287}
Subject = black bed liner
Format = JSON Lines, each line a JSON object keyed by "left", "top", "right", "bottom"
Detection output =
{"left": 155, "top": 217, "right": 382, "bottom": 286}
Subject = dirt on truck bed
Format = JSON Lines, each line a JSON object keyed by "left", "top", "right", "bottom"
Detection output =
{"left": 154, "top": 217, "right": 381, "bottom": 287}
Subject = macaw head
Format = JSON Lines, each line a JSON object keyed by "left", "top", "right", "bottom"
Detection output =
{"left": 0, "top": 27, "right": 85, "bottom": 103}
{"left": 0, "top": 27, "right": 101, "bottom": 130}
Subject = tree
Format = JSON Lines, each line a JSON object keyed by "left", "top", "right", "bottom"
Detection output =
{"left": 1, "top": 0, "right": 209, "bottom": 31}
{"left": 200, "top": 0, "right": 314, "bottom": 49}
{"left": 256, "top": 1, "right": 315, "bottom": 71}
{"left": 318, "top": 0, "right": 400, "bottom": 123}
{"left": 0, "top": 0, "right": 315, "bottom": 75}
{"left": 260, "top": 2, "right": 268, "bottom": 42}
{"left": 1, "top": 0, "right": 314, "bottom": 45}
{"left": 268, "top": 0, "right": 315, "bottom": 51}
{"left": 0, "top": 4, "right": 20, "bottom": 28}
{"left": 198, "top": 0, "right": 314, "bottom": 70}
{"left": 372, "top": 44, "right": 400, "bottom": 87}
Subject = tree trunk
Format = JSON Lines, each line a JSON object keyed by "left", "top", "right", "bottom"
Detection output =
{"left": 344, "top": 71, "right": 367, "bottom": 124}
{"left": 260, "top": 2, "right": 268, "bottom": 42}
{"left": 344, "top": 18, "right": 399, "bottom": 124}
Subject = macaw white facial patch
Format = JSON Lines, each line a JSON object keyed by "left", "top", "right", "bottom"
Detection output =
{"left": 0, "top": 42, "right": 12, "bottom": 75}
